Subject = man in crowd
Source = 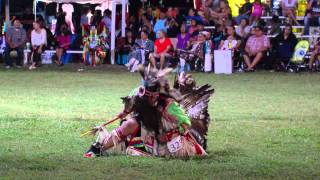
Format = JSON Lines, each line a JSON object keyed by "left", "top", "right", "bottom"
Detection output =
{"left": 243, "top": 26, "right": 270, "bottom": 71}
{"left": 4, "top": 19, "right": 27, "bottom": 69}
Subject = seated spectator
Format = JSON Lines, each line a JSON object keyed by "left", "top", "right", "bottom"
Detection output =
{"left": 4, "top": 19, "right": 27, "bottom": 69}
{"left": 191, "top": 21, "right": 205, "bottom": 39}
{"left": 20, "top": 8, "right": 34, "bottom": 32}
{"left": 243, "top": 26, "right": 270, "bottom": 71}
{"left": 126, "top": 30, "right": 154, "bottom": 72}
{"left": 188, "top": 19, "right": 198, "bottom": 35}
{"left": 250, "top": 0, "right": 263, "bottom": 25}
{"left": 150, "top": 30, "right": 172, "bottom": 70}
{"left": 140, "top": 13, "right": 153, "bottom": 34}
{"left": 309, "top": 38, "right": 320, "bottom": 71}
{"left": 55, "top": 24, "right": 72, "bottom": 66}
{"left": 142, "top": 25, "right": 156, "bottom": 41}
{"left": 80, "top": 8, "right": 90, "bottom": 27}
{"left": 272, "top": 25, "right": 298, "bottom": 71}
{"left": 210, "top": 0, "right": 232, "bottom": 26}
{"left": 117, "top": 29, "right": 135, "bottom": 65}
{"left": 102, "top": 9, "right": 112, "bottom": 31}
{"left": 304, "top": 0, "right": 320, "bottom": 35}
{"left": 282, "top": 0, "right": 300, "bottom": 25}
{"left": 236, "top": 0, "right": 252, "bottom": 25}
{"left": 176, "top": 24, "right": 191, "bottom": 50}
{"left": 185, "top": 9, "right": 203, "bottom": 26}
{"left": 173, "top": 7, "right": 185, "bottom": 26}
{"left": 211, "top": 24, "right": 225, "bottom": 50}
{"left": 153, "top": 11, "right": 167, "bottom": 34}
{"left": 29, "top": 20, "right": 47, "bottom": 70}
{"left": 166, "top": 8, "right": 180, "bottom": 38}
{"left": 219, "top": 25, "right": 242, "bottom": 64}
{"left": 178, "top": 32, "right": 206, "bottom": 72}
{"left": 236, "top": 18, "right": 251, "bottom": 39}
{"left": 268, "top": 16, "right": 281, "bottom": 36}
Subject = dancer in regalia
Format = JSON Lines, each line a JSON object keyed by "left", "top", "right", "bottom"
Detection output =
{"left": 83, "top": 66, "right": 214, "bottom": 158}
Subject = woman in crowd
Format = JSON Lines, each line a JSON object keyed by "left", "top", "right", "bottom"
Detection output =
{"left": 55, "top": 24, "right": 72, "bottom": 66}
{"left": 219, "top": 25, "right": 242, "bottom": 67}
{"left": 243, "top": 26, "right": 270, "bottom": 71}
{"left": 126, "top": 30, "right": 154, "bottom": 72}
{"left": 30, "top": 21, "right": 47, "bottom": 70}
{"left": 179, "top": 32, "right": 206, "bottom": 72}
{"left": 176, "top": 24, "right": 191, "bottom": 51}
{"left": 188, "top": 19, "right": 198, "bottom": 35}
{"left": 272, "top": 25, "right": 297, "bottom": 71}
{"left": 149, "top": 30, "right": 172, "bottom": 70}
{"left": 236, "top": 18, "right": 251, "bottom": 39}
{"left": 117, "top": 29, "right": 135, "bottom": 65}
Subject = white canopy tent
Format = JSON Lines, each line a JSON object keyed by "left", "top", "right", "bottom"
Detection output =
{"left": 33, "top": 0, "right": 128, "bottom": 64}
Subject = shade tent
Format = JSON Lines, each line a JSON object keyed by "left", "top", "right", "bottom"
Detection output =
{"left": 33, "top": 0, "right": 128, "bottom": 64}
{"left": 35, "top": 0, "right": 107, "bottom": 4}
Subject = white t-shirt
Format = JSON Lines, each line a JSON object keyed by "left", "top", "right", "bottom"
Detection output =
{"left": 283, "top": 0, "right": 297, "bottom": 8}
{"left": 236, "top": 26, "right": 251, "bottom": 38}
{"left": 221, "top": 39, "right": 238, "bottom": 50}
{"left": 31, "top": 29, "right": 47, "bottom": 46}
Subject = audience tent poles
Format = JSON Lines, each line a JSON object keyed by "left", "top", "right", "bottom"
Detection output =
{"left": 110, "top": 0, "right": 127, "bottom": 64}
{"left": 33, "top": 0, "right": 127, "bottom": 65}
{"left": 5, "top": 0, "right": 9, "bottom": 28}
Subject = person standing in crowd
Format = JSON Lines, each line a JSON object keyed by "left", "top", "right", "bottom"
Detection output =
{"left": 4, "top": 19, "right": 27, "bottom": 69}
{"left": 272, "top": 25, "right": 298, "bottom": 71}
{"left": 304, "top": 0, "right": 320, "bottom": 35}
{"left": 29, "top": 21, "right": 47, "bottom": 70}
{"left": 55, "top": 24, "right": 72, "bottom": 66}
{"left": 243, "top": 26, "right": 270, "bottom": 71}
{"left": 150, "top": 30, "right": 172, "bottom": 70}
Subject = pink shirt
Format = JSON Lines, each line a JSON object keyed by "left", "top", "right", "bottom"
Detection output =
{"left": 246, "top": 35, "right": 270, "bottom": 54}
{"left": 56, "top": 35, "right": 71, "bottom": 49}
{"left": 252, "top": 3, "right": 263, "bottom": 17}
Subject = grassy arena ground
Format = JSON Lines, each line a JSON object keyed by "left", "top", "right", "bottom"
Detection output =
{"left": 0, "top": 65, "right": 319, "bottom": 179}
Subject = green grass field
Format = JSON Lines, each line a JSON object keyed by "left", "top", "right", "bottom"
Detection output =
{"left": 0, "top": 65, "right": 319, "bottom": 179}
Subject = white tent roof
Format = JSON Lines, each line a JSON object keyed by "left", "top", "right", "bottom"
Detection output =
{"left": 36, "top": 0, "right": 108, "bottom": 4}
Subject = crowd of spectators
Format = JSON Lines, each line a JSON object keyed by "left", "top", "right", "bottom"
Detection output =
{"left": 2, "top": 0, "right": 320, "bottom": 72}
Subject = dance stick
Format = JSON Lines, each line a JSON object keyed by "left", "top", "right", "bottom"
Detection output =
{"left": 80, "top": 116, "right": 121, "bottom": 137}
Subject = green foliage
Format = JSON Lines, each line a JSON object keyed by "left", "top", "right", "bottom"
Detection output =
{"left": 0, "top": 65, "right": 319, "bottom": 179}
